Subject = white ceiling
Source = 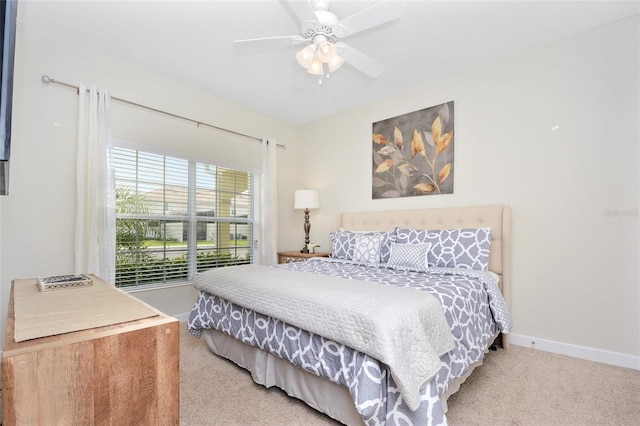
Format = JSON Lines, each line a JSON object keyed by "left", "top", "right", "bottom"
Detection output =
{"left": 20, "top": 0, "right": 640, "bottom": 125}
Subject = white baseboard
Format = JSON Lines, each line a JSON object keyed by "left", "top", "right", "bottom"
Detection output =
{"left": 509, "top": 333, "right": 640, "bottom": 370}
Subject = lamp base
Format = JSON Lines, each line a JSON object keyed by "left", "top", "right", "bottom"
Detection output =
{"left": 302, "top": 208, "right": 311, "bottom": 254}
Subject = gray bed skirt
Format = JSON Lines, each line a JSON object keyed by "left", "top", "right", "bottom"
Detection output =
{"left": 202, "top": 328, "right": 487, "bottom": 425}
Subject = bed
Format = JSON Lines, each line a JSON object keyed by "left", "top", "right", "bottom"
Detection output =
{"left": 188, "top": 205, "right": 512, "bottom": 425}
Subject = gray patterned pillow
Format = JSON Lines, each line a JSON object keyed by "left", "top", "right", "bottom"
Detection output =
{"left": 395, "top": 227, "right": 492, "bottom": 271}
{"left": 380, "top": 231, "right": 395, "bottom": 263}
{"left": 352, "top": 233, "right": 384, "bottom": 265}
{"left": 386, "top": 242, "right": 432, "bottom": 271}
{"left": 330, "top": 229, "right": 396, "bottom": 262}
{"left": 330, "top": 230, "right": 355, "bottom": 259}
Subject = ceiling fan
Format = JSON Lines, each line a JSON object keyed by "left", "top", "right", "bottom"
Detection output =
{"left": 233, "top": 0, "right": 406, "bottom": 79}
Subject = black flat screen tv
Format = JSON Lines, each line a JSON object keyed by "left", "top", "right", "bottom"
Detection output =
{"left": 0, "top": 0, "right": 17, "bottom": 195}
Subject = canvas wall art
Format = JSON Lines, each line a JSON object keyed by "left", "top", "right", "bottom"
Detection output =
{"left": 372, "top": 101, "right": 454, "bottom": 199}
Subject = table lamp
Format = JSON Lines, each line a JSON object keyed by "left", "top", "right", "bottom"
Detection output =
{"left": 293, "top": 189, "right": 319, "bottom": 253}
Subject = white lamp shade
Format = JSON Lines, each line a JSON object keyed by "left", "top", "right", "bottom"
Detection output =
{"left": 317, "top": 41, "right": 337, "bottom": 63}
{"left": 294, "top": 189, "right": 319, "bottom": 210}
{"left": 295, "top": 45, "right": 315, "bottom": 68}
{"left": 307, "top": 57, "right": 324, "bottom": 75}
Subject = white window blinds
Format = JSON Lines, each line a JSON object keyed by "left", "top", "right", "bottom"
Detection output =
{"left": 113, "top": 146, "right": 254, "bottom": 288}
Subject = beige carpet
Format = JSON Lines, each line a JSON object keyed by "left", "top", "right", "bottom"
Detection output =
{"left": 180, "top": 325, "right": 640, "bottom": 426}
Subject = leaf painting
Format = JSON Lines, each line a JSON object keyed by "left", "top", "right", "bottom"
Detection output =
{"left": 372, "top": 101, "right": 454, "bottom": 199}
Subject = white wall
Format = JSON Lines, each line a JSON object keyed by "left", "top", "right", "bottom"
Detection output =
{"left": 297, "top": 17, "right": 640, "bottom": 360}
{"left": 1, "top": 6, "right": 637, "bottom": 366}
{"left": 0, "top": 12, "right": 300, "bottom": 351}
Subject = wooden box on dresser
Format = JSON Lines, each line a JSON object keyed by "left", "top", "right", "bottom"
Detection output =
{"left": 1, "top": 275, "right": 179, "bottom": 426}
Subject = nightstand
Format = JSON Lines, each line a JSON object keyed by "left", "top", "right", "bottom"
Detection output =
{"left": 277, "top": 251, "right": 331, "bottom": 264}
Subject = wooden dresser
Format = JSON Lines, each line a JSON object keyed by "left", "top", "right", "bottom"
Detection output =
{"left": 1, "top": 275, "right": 179, "bottom": 425}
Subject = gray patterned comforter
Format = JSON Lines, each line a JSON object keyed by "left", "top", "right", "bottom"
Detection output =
{"left": 189, "top": 264, "right": 455, "bottom": 411}
{"left": 188, "top": 258, "right": 512, "bottom": 426}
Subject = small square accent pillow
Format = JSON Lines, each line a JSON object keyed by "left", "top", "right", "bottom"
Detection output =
{"left": 386, "top": 242, "right": 432, "bottom": 271}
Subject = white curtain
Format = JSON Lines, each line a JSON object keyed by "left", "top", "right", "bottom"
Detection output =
{"left": 75, "top": 85, "right": 116, "bottom": 283}
{"left": 259, "top": 138, "right": 278, "bottom": 265}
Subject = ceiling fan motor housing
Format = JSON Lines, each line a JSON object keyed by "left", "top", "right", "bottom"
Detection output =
{"left": 303, "top": 24, "right": 337, "bottom": 44}
{"left": 303, "top": 7, "right": 341, "bottom": 44}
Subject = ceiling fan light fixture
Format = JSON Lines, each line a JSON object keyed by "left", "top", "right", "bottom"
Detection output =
{"left": 295, "top": 45, "right": 316, "bottom": 68}
{"left": 317, "top": 41, "right": 337, "bottom": 63}
{"left": 307, "top": 57, "right": 324, "bottom": 75}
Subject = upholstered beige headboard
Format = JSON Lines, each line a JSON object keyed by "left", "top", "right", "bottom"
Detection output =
{"left": 335, "top": 204, "right": 511, "bottom": 348}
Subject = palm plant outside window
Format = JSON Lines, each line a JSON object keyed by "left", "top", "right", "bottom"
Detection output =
{"left": 114, "top": 146, "right": 254, "bottom": 288}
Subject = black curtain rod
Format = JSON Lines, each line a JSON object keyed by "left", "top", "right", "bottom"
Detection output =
{"left": 41, "top": 75, "right": 286, "bottom": 149}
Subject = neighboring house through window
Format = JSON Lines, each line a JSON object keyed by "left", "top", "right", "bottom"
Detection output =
{"left": 113, "top": 144, "right": 254, "bottom": 288}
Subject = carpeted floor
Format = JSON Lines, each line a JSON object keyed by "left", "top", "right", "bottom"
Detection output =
{"left": 444, "top": 342, "right": 640, "bottom": 426}
{"left": 180, "top": 324, "right": 640, "bottom": 426}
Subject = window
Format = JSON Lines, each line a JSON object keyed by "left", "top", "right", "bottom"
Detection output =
{"left": 113, "top": 146, "right": 254, "bottom": 288}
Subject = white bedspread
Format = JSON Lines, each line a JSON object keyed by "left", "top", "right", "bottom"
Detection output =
{"left": 193, "top": 264, "right": 455, "bottom": 411}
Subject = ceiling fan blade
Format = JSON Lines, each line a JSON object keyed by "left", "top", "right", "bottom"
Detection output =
{"left": 283, "top": 0, "right": 319, "bottom": 30}
{"left": 337, "top": 0, "right": 406, "bottom": 37}
{"left": 233, "top": 35, "right": 306, "bottom": 51}
{"left": 339, "top": 43, "right": 384, "bottom": 78}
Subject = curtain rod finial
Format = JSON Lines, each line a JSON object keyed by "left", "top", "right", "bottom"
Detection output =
{"left": 41, "top": 75, "right": 52, "bottom": 84}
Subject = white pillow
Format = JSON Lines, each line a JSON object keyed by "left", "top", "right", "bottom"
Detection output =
{"left": 352, "top": 233, "right": 383, "bottom": 265}
{"left": 386, "top": 242, "right": 432, "bottom": 271}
